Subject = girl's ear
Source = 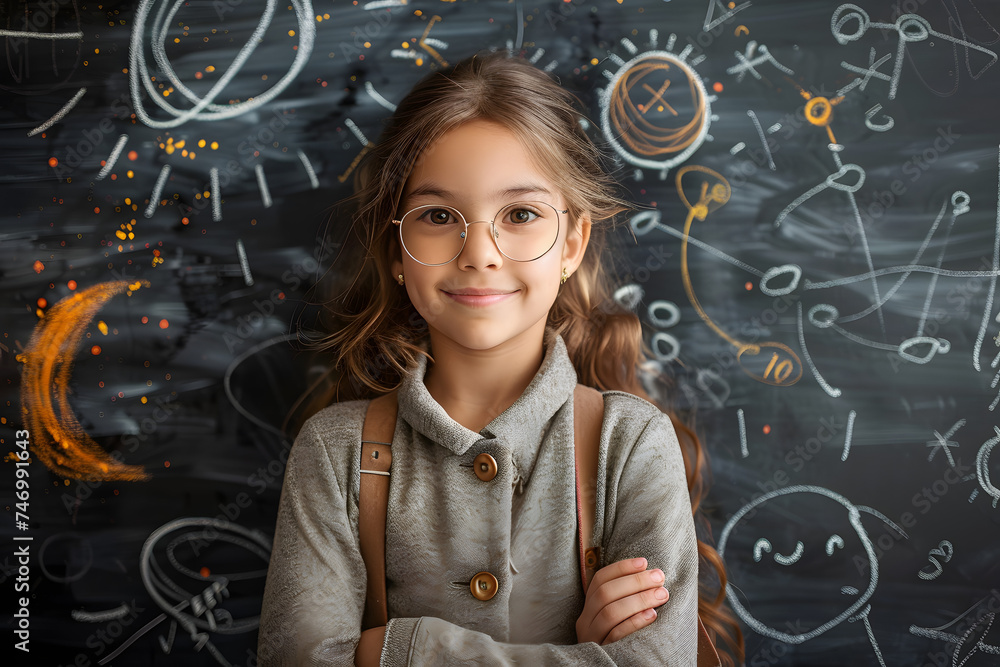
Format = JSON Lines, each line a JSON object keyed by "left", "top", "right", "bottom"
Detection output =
{"left": 561, "top": 213, "right": 592, "bottom": 274}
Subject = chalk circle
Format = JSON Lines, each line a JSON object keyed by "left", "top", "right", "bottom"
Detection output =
{"left": 897, "top": 336, "right": 951, "bottom": 364}
{"left": 831, "top": 5, "right": 870, "bottom": 45}
{"left": 39, "top": 532, "right": 93, "bottom": 583}
{"left": 896, "top": 15, "right": 931, "bottom": 42}
{"left": 825, "top": 164, "right": 866, "bottom": 193}
{"left": 804, "top": 97, "right": 832, "bottom": 127}
{"left": 599, "top": 50, "right": 712, "bottom": 170}
{"left": 737, "top": 342, "right": 803, "bottom": 386}
{"left": 717, "top": 485, "right": 879, "bottom": 644}
{"left": 129, "top": 0, "right": 315, "bottom": 128}
{"left": 651, "top": 332, "right": 681, "bottom": 363}
{"left": 613, "top": 284, "right": 644, "bottom": 312}
{"left": 760, "top": 264, "right": 802, "bottom": 297}
{"left": 951, "top": 190, "right": 971, "bottom": 216}
{"left": 647, "top": 300, "right": 681, "bottom": 328}
{"left": 629, "top": 210, "right": 661, "bottom": 237}
{"left": 807, "top": 304, "right": 839, "bottom": 329}
{"left": 140, "top": 517, "right": 272, "bottom": 635}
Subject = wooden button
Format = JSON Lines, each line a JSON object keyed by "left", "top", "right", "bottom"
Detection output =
{"left": 473, "top": 453, "right": 498, "bottom": 482}
{"left": 470, "top": 572, "right": 499, "bottom": 601}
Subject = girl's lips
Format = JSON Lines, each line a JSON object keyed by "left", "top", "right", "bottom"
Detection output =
{"left": 442, "top": 290, "right": 519, "bottom": 307}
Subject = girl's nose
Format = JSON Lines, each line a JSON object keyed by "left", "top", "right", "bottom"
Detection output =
{"left": 458, "top": 219, "right": 503, "bottom": 268}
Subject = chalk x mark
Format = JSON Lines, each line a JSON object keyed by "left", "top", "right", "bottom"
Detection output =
{"left": 927, "top": 419, "right": 965, "bottom": 468}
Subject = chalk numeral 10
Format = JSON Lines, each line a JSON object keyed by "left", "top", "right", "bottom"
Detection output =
{"left": 763, "top": 352, "right": 794, "bottom": 384}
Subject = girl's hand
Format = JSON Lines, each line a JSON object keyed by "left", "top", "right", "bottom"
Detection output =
{"left": 575, "top": 557, "right": 669, "bottom": 645}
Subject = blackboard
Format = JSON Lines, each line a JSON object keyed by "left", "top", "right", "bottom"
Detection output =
{"left": 2, "top": 0, "right": 999, "bottom": 664}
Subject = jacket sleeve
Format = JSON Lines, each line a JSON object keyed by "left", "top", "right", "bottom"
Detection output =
{"left": 378, "top": 410, "right": 700, "bottom": 666}
{"left": 257, "top": 411, "right": 368, "bottom": 666}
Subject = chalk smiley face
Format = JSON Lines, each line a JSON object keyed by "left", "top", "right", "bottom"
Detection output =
{"left": 718, "top": 486, "right": 880, "bottom": 643}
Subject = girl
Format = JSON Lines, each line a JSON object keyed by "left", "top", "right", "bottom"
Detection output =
{"left": 259, "top": 51, "right": 742, "bottom": 665}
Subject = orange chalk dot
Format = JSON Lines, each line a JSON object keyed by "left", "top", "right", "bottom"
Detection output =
{"left": 33, "top": 260, "right": 45, "bottom": 273}
{"left": 713, "top": 82, "right": 724, "bottom": 93}
{"left": 37, "top": 298, "right": 47, "bottom": 308}
{"left": 48, "top": 157, "right": 58, "bottom": 167}
{"left": 67, "top": 280, "right": 77, "bottom": 290}
{"left": 91, "top": 345, "right": 101, "bottom": 355}
{"left": 762, "top": 424, "right": 771, "bottom": 435}
{"left": 164, "top": 460, "right": 170, "bottom": 468}
{"left": 159, "top": 319, "right": 169, "bottom": 329}
{"left": 745, "top": 281, "right": 753, "bottom": 291}
{"left": 200, "top": 566, "right": 211, "bottom": 578}
{"left": 141, "top": 316, "right": 148, "bottom": 324}
{"left": 128, "top": 150, "right": 138, "bottom": 161}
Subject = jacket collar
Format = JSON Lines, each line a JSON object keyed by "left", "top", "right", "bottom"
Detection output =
{"left": 396, "top": 331, "right": 579, "bottom": 457}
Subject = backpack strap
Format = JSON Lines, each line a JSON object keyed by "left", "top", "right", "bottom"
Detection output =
{"left": 572, "top": 384, "right": 605, "bottom": 592}
{"left": 572, "top": 385, "right": 721, "bottom": 666}
{"left": 359, "top": 389, "right": 397, "bottom": 631}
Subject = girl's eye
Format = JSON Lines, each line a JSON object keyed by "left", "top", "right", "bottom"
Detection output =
{"left": 423, "top": 209, "right": 456, "bottom": 225}
{"left": 506, "top": 208, "right": 539, "bottom": 224}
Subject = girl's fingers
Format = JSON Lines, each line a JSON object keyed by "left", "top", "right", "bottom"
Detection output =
{"left": 588, "top": 580, "right": 669, "bottom": 643}
{"left": 601, "top": 606, "right": 659, "bottom": 646}
{"left": 588, "top": 557, "right": 647, "bottom": 592}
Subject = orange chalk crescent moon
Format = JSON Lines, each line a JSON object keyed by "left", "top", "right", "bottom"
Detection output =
{"left": 19, "top": 280, "right": 151, "bottom": 481}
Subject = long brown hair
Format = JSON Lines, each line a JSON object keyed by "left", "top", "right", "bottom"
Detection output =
{"left": 294, "top": 50, "right": 743, "bottom": 664}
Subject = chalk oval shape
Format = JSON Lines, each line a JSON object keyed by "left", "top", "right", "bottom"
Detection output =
{"left": 897, "top": 336, "right": 950, "bottom": 364}
{"left": 648, "top": 300, "right": 681, "bottom": 329}
{"left": 651, "top": 332, "right": 681, "bottom": 363}
{"left": 760, "top": 264, "right": 802, "bottom": 297}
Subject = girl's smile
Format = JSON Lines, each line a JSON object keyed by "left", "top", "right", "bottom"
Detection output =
{"left": 441, "top": 287, "right": 521, "bottom": 307}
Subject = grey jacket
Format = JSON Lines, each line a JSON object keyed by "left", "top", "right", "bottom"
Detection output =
{"left": 257, "top": 333, "right": 699, "bottom": 665}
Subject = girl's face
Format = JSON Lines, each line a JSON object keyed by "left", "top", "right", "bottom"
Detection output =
{"left": 391, "top": 118, "right": 590, "bottom": 354}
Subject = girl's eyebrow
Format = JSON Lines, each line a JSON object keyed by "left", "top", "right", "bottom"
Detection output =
{"left": 403, "top": 182, "right": 553, "bottom": 204}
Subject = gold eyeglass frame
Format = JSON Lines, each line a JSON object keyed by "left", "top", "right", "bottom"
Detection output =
{"left": 392, "top": 200, "right": 568, "bottom": 267}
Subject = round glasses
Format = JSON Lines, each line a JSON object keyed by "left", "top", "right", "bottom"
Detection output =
{"left": 392, "top": 200, "right": 566, "bottom": 266}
